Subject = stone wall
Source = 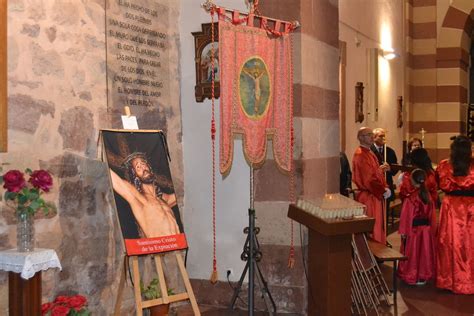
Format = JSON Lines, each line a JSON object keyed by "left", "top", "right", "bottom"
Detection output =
{"left": 0, "top": 0, "right": 183, "bottom": 314}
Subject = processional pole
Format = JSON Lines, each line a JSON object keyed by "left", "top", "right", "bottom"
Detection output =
{"left": 202, "top": 0, "right": 298, "bottom": 314}
{"left": 249, "top": 164, "right": 255, "bottom": 314}
{"left": 420, "top": 128, "right": 426, "bottom": 147}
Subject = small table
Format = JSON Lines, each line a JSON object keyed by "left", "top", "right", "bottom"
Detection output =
{"left": 0, "top": 248, "right": 62, "bottom": 316}
{"left": 367, "top": 240, "right": 407, "bottom": 306}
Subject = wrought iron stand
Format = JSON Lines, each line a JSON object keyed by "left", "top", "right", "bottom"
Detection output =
{"left": 229, "top": 167, "right": 276, "bottom": 315}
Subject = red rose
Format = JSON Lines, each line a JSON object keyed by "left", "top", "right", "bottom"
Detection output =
{"left": 51, "top": 305, "right": 70, "bottom": 316}
{"left": 3, "top": 170, "right": 26, "bottom": 193}
{"left": 29, "top": 170, "right": 53, "bottom": 192}
{"left": 41, "top": 302, "right": 54, "bottom": 315}
{"left": 53, "top": 295, "right": 69, "bottom": 304}
{"left": 67, "top": 295, "right": 87, "bottom": 309}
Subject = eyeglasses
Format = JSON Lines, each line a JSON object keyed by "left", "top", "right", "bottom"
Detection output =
{"left": 361, "top": 133, "right": 374, "bottom": 137}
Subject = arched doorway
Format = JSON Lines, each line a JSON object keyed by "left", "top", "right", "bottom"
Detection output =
{"left": 436, "top": 1, "right": 473, "bottom": 155}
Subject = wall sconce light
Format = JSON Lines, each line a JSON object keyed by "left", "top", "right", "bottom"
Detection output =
{"left": 382, "top": 48, "right": 399, "bottom": 60}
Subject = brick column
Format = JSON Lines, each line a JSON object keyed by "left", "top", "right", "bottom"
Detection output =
{"left": 254, "top": 0, "right": 340, "bottom": 313}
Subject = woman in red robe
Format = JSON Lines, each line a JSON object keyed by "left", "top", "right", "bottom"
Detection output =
{"left": 398, "top": 148, "right": 437, "bottom": 285}
{"left": 436, "top": 135, "right": 474, "bottom": 294}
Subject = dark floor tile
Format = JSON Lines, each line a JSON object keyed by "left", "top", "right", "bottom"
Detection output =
{"left": 177, "top": 232, "right": 474, "bottom": 315}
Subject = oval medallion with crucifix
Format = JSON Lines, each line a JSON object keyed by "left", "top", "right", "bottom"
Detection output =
{"left": 238, "top": 57, "right": 271, "bottom": 120}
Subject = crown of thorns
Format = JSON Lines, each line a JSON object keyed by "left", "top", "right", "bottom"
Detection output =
{"left": 122, "top": 152, "right": 149, "bottom": 168}
{"left": 103, "top": 132, "right": 174, "bottom": 190}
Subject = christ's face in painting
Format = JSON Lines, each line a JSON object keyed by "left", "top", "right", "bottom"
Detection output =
{"left": 132, "top": 157, "right": 153, "bottom": 183}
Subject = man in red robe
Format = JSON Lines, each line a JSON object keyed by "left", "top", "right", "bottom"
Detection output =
{"left": 352, "top": 127, "right": 391, "bottom": 244}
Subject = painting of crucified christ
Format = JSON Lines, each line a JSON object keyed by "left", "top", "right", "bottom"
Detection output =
{"left": 102, "top": 130, "right": 187, "bottom": 255}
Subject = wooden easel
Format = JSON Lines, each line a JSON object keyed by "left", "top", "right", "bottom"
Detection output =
{"left": 114, "top": 252, "right": 200, "bottom": 316}
{"left": 109, "top": 107, "right": 200, "bottom": 315}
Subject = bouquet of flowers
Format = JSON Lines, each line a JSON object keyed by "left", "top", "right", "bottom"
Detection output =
{"left": 0, "top": 168, "right": 53, "bottom": 216}
{"left": 41, "top": 295, "right": 91, "bottom": 316}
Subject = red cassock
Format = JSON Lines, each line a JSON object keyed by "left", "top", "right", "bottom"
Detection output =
{"left": 398, "top": 170, "right": 437, "bottom": 284}
{"left": 436, "top": 159, "right": 474, "bottom": 294}
{"left": 352, "top": 146, "right": 387, "bottom": 244}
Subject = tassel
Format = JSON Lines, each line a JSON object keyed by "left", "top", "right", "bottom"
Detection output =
{"left": 288, "top": 257, "right": 295, "bottom": 269}
{"left": 287, "top": 246, "right": 295, "bottom": 269}
{"left": 210, "top": 270, "right": 218, "bottom": 284}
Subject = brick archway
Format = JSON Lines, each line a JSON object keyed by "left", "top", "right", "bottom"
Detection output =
{"left": 436, "top": 1, "right": 473, "bottom": 159}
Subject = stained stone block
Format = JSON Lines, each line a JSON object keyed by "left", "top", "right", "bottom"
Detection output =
{"left": 58, "top": 106, "right": 94, "bottom": 153}
{"left": 54, "top": 157, "right": 121, "bottom": 313}
{"left": 79, "top": 91, "right": 92, "bottom": 101}
{"left": 8, "top": 94, "right": 55, "bottom": 134}
{"left": 265, "top": 285, "right": 305, "bottom": 314}
{"left": 189, "top": 279, "right": 233, "bottom": 307}
{"left": 59, "top": 181, "right": 91, "bottom": 219}
{"left": 40, "top": 153, "right": 79, "bottom": 178}
{"left": 257, "top": 0, "right": 301, "bottom": 24}
{"left": 137, "top": 108, "right": 169, "bottom": 132}
{"left": 10, "top": 79, "right": 41, "bottom": 89}
{"left": 45, "top": 26, "right": 56, "bottom": 42}
{"left": 259, "top": 244, "right": 306, "bottom": 287}
{"left": 31, "top": 42, "right": 65, "bottom": 77}
{"left": 9, "top": 0, "right": 25, "bottom": 12}
{"left": 8, "top": 37, "right": 19, "bottom": 71}
{"left": 326, "top": 156, "right": 340, "bottom": 193}
{"left": 0, "top": 283, "right": 7, "bottom": 313}
{"left": 0, "top": 233, "right": 9, "bottom": 249}
{"left": 1, "top": 204, "right": 17, "bottom": 225}
{"left": 84, "top": 34, "right": 105, "bottom": 50}
{"left": 254, "top": 201, "right": 297, "bottom": 245}
{"left": 21, "top": 23, "right": 40, "bottom": 37}
{"left": 254, "top": 159, "right": 303, "bottom": 202}
{"left": 51, "top": 2, "right": 80, "bottom": 26}
{"left": 87, "top": 263, "right": 108, "bottom": 294}
{"left": 59, "top": 268, "right": 71, "bottom": 281}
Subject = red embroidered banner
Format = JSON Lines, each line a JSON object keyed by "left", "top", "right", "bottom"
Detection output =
{"left": 219, "top": 18, "right": 293, "bottom": 174}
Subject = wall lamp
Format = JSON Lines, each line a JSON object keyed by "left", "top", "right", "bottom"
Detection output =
{"left": 382, "top": 48, "right": 399, "bottom": 60}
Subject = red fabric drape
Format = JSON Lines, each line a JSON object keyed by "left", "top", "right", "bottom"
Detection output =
{"left": 218, "top": 17, "right": 293, "bottom": 174}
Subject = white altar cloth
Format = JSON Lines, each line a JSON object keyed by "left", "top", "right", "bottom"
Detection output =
{"left": 0, "top": 248, "right": 62, "bottom": 279}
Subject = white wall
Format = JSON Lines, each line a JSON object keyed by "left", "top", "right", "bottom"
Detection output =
{"left": 179, "top": 0, "right": 250, "bottom": 281}
{"left": 339, "top": 0, "right": 405, "bottom": 162}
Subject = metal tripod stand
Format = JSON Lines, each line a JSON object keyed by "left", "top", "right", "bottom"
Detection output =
{"left": 229, "top": 167, "right": 276, "bottom": 315}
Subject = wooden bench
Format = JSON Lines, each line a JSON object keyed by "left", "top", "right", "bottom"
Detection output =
{"left": 367, "top": 239, "right": 407, "bottom": 305}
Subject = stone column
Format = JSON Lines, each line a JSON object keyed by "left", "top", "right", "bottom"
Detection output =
{"left": 254, "top": 0, "right": 340, "bottom": 313}
{"left": 406, "top": 0, "right": 438, "bottom": 161}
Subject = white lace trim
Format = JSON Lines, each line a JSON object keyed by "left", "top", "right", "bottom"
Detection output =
{"left": 0, "top": 248, "right": 62, "bottom": 279}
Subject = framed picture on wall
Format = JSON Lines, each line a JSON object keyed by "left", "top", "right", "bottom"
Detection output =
{"left": 192, "top": 23, "right": 220, "bottom": 102}
{"left": 101, "top": 129, "right": 187, "bottom": 256}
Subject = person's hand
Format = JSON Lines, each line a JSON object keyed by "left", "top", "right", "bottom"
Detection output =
{"left": 380, "top": 162, "right": 390, "bottom": 173}
{"left": 383, "top": 187, "right": 391, "bottom": 199}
